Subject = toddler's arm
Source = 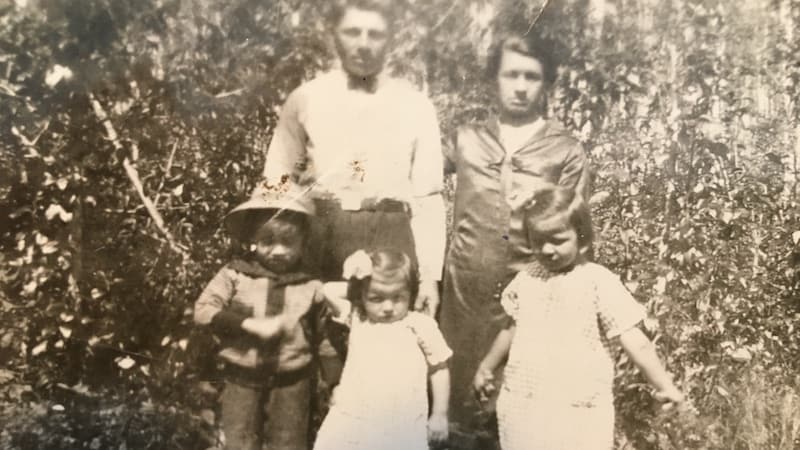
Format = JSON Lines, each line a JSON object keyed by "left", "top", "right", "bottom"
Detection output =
{"left": 619, "top": 327, "right": 684, "bottom": 404}
{"left": 322, "top": 281, "right": 353, "bottom": 324}
{"left": 241, "top": 316, "right": 288, "bottom": 340}
{"left": 428, "top": 362, "right": 450, "bottom": 444}
{"left": 473, "top": 322, "right": 515, "bottom": 401}
{"left": 195, "top": 267, "right": 288, "bottom": 340}
{"left": 194, "top": 268, "right": 236, "bottom": 328}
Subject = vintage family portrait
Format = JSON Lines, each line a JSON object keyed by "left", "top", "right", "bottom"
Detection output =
{"left": 1, "top": 0, "right": 799, "bottom": 449}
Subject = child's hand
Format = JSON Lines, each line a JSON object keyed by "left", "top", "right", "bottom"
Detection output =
{"left": 427, "top": 412, "right": 448, "bottom": 445}
{"left": 241, "top": 317, "right": 286, "bottom": 340}
{"left": 472, "top": 367, "right": 496, "bottom": 403}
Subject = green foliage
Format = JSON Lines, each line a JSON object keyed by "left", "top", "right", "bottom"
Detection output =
{"left": 1, "top": 0, "right": 799, "bottom": 448}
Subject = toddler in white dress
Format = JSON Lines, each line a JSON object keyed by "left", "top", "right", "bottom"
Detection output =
{"left": 314, "top": 248, "right": 451, "bottom": 450}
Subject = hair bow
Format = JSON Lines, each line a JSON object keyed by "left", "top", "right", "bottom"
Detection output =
{"left": 342, "top": 249, "right": 373, "bottom": 280}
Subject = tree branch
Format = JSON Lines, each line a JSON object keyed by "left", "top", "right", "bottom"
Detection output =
{"left": 88, "top": 93, "right": 189, "bottom": 260}
{"left": 525, "top": 0, "right": 552, "bottom": 36}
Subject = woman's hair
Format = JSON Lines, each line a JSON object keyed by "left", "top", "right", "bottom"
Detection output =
{"left": 522, "top": 186, "right": 593, "bottom": 250}
{"left": 327, "top": 0, "right": 398, "bottom": 29}
{"left": 485, "top": 30, "right": 559, "bottom": 85}
{"left": 347, "top": 248, "right": 419, "bottom": 315}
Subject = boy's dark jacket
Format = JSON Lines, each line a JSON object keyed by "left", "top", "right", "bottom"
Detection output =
{"left": 194, "top": 257, "right": 338, "bottom": 374}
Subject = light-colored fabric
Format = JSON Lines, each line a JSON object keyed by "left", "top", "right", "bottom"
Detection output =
{"left": 496, "top": 262, "right": 645, "bottom": 450}
{"left": 497, "top": 118, "right": 546, "bottom": 154}
{"left": 313, "top": 311, "right": 452, "bottom": 450}
{"left": 194, "top": 267, "right": 337, "bottom": 371}
{"left": 263, "top": 70, "right": 446, "bottom": 280}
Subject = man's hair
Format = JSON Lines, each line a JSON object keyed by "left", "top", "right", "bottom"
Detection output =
{"left": 347, "top": 247, "right": 419, "bottom": 315}
{"left": 522, "top": 185, "right": 593, "bottom": 250}
{"left": 485, "top": 31, "right": 559, "bottom": 85}
{"left": 327, "top": 0, "right": 398, "bottom": 28}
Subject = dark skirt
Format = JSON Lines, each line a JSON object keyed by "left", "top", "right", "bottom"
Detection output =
{"left": 440, "top": 253, "right": 516, "bottom": 450}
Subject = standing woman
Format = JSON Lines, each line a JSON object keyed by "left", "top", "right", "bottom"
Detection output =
{"left": 440, "top": 29, "right": 591, "bottom": 449}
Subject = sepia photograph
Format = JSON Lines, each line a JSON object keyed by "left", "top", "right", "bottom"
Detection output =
{"left": 1, "top": 0, "right": 799, "bottom": 448}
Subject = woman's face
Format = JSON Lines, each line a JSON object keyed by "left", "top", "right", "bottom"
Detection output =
{"left": 496, "top": 49, "right": 548, "bottom": 120}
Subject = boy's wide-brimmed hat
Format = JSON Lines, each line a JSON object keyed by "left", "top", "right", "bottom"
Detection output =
{"left": 224, "top": 184, "right": 315, "bottom": 241}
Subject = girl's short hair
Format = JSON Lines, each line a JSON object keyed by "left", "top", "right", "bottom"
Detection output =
{"left": 522, "top": 186, "right": 593, "bottom": 250}
{"left": 347, "top": 248, "right": 419, "bottom": 315}
{"left": 328, "top": 0, "right": 398, "bottom": 28}
{"left": 485, "top": 31, "right": 559, "bottom": 85}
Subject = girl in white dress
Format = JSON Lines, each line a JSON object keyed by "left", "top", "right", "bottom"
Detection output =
{"left": 473, "top": 186, "right": 684, "bottom": 450}
{"left": 314, "top": 248, "right": 451, "bottom": 450}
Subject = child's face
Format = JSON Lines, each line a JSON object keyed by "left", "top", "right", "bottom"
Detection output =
{"left": 527, "top": 213, "right": 582, "bottom": 272}
{"left": 252, "top": 217, "right": 304, "bottom": 273}
{"left": 362, "top": 274, "right": 411, "bottom": 323}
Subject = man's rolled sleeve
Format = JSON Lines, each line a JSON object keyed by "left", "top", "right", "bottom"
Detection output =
{"left": 410, "top": 96, "right": 446, "bottom": 281}
{"left": 263, "top": 89, "right": 307, "bottom": 187}
{"left": 411, "top": 195, "right": 446, "bottom": 281}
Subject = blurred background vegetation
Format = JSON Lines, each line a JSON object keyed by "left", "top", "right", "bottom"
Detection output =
{"left": 0, "top": 0, "right": 798, "bottom": 448}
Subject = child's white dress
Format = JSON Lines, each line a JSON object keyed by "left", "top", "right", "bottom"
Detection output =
{"left": 313, "top": 310, "right": 452, "bottom": 450}
{"left": 497, "top": 262, "right": 645, "bottom": 450}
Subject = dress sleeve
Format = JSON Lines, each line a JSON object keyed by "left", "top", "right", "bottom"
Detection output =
{"left": 559, "top": 139, "right": 592, "bottom": 201}
{"left": 592, "top": 265, "right": 646, "bottom": 338}
{"left": 408, "top": 313, "right": 452, "bottom": 367}
{"left": 500, "top": 273, "right": 523, "bottom": 321}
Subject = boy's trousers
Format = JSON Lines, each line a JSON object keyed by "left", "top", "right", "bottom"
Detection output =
{"left": 221, "top": 367, "right": 312, "bottom": 450}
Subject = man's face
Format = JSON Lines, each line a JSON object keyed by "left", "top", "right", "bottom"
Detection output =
{"left": 496, "top": 49, "right": 547, "bottom": 120}
{"left": 334, "top": 7, "right": 390, "bottom": 78}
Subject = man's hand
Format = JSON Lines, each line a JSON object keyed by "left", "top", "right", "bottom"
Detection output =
{"left": 415, "top": 280, "right": 440, "bottom": 316}
{"left": 427, "top": 412, "right": 448, "bottom": 445}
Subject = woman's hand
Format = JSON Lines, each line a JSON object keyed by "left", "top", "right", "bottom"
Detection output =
{"left": 472, "top": 367, "right": 496, "bottom": 403}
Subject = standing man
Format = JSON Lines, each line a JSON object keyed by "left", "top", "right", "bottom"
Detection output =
{"left": 262, "top": 0, "right": 446, "bottom": 313}
{"left": 441, "top": 30, "right": 591, "bottom": 449}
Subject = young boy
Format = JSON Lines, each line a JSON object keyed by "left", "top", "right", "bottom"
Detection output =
{"left": 194, "top": 186, "right": 340, "bottom": 450}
